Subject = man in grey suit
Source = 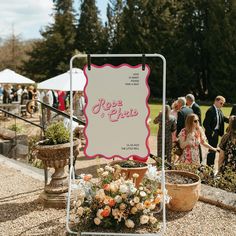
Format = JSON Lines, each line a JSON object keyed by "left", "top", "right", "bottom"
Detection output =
{"left": 176, "top": 97, "right": 193, "bottom": 136}
{"left": 186, "top": 94, "right": 202, "bottom": 125}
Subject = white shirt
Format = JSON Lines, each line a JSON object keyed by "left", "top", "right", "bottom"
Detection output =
{"left": 46, "top": 90, "right": 54, "bottom": 107}
{"left": 214, "top": 104, "right": 220, "bottom": 130}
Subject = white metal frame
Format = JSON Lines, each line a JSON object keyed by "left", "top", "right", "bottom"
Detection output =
{"left": 66, "top": 54, "right": 167, "bottom": 236}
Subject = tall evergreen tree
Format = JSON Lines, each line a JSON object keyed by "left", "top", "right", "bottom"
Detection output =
{"left": 76, "top": 0, "right": 106, "bottom": 54}
{"left": 167, "top": 0, "right": 236, "bottom": 101}
{"left": 106, "top": 0, "right": 125, "bottom": 53}
{"left": 23, "top": 0, "right": 76, "bottom": 82}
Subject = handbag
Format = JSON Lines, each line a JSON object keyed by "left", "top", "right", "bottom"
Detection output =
{"left": 173, "top": 140, "right": 183, "bottom": 156}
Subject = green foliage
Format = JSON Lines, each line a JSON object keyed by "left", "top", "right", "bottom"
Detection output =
{"left": 76, "top": 0, "right": 106, "bottom": 55}
{"left": 173, "top": 163, "right": 236, "bottom": 193}
{"left": 7, "top": 0, "right": 235, "bottom": 100}
{"left": 44, "top": 122, "right": 70, "bottom": 145}
{"left": 23, "top": 0, "right": 77, "bottom": 82}
{"left": 8, "top": 124, "right": 23, "bottom": 133}
{"left": 27, "top": 135, "right": 44, "bottom": 169}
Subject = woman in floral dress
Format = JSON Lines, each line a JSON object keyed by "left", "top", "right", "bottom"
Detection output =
{"left": 178, "top": 113, "right": 217, "bottom": 165}
{"left": 218, "top": 115, "right": 236, "bottom": 172}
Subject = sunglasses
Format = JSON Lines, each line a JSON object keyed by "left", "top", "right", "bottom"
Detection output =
{"left": 193, "top": 120, "right": 199, "bottom": 123}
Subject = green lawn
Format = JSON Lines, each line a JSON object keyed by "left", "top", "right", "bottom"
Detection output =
{"left": 149, "top": 104, "right": 232, "bottom": 136}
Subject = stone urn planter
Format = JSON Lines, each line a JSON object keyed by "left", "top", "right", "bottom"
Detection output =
{"left": 165, "top": 170, "right": 201, "bottom": 211}
{"left": 111, "top": 160, "right": 148, "bottom": 187}
{"left": 36, "top": 139, "right": 79, "bottom": 208}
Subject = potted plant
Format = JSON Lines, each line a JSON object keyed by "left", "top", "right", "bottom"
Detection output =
{"left": 165, "top": 170, "right": 201, "bottom": 211}
{"left": 111, "top": 159, "right": 148, "bottom": 187}
{"left": 36, "top": 121, "right": 79, "bottom": 208}
{"left": 71, "top": 164, "right": 170, "bottom": 233}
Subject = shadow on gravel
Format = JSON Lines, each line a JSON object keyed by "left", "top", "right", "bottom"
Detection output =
{"left": 0, "top": 198, "right": 42, "bottom": 223}
{"left": 16, "top": 217, "right": 65, "bottom": 236}
{"left": 165, "top": 209, "right": 190, "bottom": 221}
{"left": 0, "top": 188, "right": 43, "bottom": 203}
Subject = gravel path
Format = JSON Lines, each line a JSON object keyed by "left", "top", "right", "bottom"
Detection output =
{"left": 0, "top": 161, "right": 236, "bottom": 236}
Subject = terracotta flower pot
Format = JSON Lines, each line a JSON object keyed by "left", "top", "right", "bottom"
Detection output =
{"left": 165, "top": 170, "right": 201, "bottom": 211}
{"left": 111, "top": 160, "right": 148, "bottom": 187}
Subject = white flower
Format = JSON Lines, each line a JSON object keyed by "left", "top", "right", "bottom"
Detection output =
{"left": 149, "top": 216, "right": 158, "bottom": 224}
{"left": 102, "top": 171, "right": 109, "bottom": 177}
{"left": 139, "top": 186, "right": 144, "bottom": 190}
{"left": 112, "top": 208, "right": 119, "bottom": 217}
{"left": 94, "top": 217, "right": 101, "bottom": 225}
{"left": 131, "top": 207, "right": 138, "bottom": 214}
{"left": 129, "top": 185, "right": 137, "bottom": 194}
{"left": 140, "top": 215, "right": 149, "bottom": 224}
{"left": 119, "top": 184, "right": 128, "bottom": 193}
{"left": 132, "top": 173, "right": 139, "bottom": 178}
{"left": 77, "top": 207, "right": 84, "bottom": 216}
{"left": 125, "top": 219, "right": 135, "bottom": 228}
{"left": 140, "top": 191, "right": 147, "bottom": 197}
{"left": 95, "top": 189, "right": 105, "bottom": 200}
{"left": 136, "top": 203, "right": 144, "bottom": 210}
{"left": 145, "top": 164, "right": 161, "bottom": 181}
{"left": 110, "top": 183, "right": 118, "bottom": 193}
{"left": 97, "top": 168, "right": 104, "bottom": 173}
{"left": 114, "top": 195, "right": 122, "bottom": 203}
{"left": 105, "top": 165, "right": 115, "bottom": 172}
{"left": 149, "top": 204, "right": 156, "bottom": 210}
{"left": 96, "top": 209, "right": 104, "bottom": 219}
{"left": 119, "top": 203, "right": 126, "bottom": 210}
{"left": 130, "top": 200, "right": 135, "bottom": 206}
{"left": 133, "top": 196, "right": 140, "bottom": 203}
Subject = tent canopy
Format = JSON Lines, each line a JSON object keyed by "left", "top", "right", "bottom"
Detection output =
{"left": 37, "top": 68, "right": 86, "bottom": 91}
{"left": 0, "top": 69, "right": 35, "bottom": 84}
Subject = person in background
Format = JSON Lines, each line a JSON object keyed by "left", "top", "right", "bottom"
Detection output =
{"left": 57, "top": 90, "right": 66, "bottom": 111}
{"left": 0, "top": 84, "right": 3, "bottom": 103}
{"left": 178, "top": 113, "right": 218, "bottom": 165}
{"left": 176, "top": 97, "right": 193, "bottom": 136}
{"left": 73, "top": 91, "right": 85, "bottom": 120}
{"left": 28, "top": 85, "right": 35, "bottom": 100}
{"left": 170, "top": 100, "right": 179, "bottom": 119}
{"left": 154, "top": 105, "right": 176, "bottom": 164}
{"left": 186, "top": 94, "right": 202, "bottom": 125}
{"left": 230, "top": 104, "right": 236, "bottom": 116}
{"left": 16, "top": 85, "right": 23, "bottom": 103}
{"left": 170, "top": 100, "right": 179, "bottom": 143}
{"left": 186, "top": 93, "right": 203, "bottom": 162}
{"left": 218, "top": 115, "right": 236, "bottom": 173}
{"left": 203, "top": 95, "right": 229, "bottom": 166}
{"left": 3, "top": 84, "right": 11, "bottom": 104}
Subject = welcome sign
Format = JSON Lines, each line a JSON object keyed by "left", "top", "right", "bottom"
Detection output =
{"left": 83, "top": 64, "right": 150, "bottom": 161}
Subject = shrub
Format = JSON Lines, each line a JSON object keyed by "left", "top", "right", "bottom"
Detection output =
{"left": 173, "top": 163, "right": 236, "bottom": 193}
{"left": 44, "top": 122, "right": 70, "bottom": 145}
{"left": 8, "top": 124, "right": 23, "bottom": 133}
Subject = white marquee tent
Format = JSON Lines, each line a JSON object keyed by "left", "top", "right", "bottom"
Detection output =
{"left": 0, "top": 69, "right": 35, "bottom": 84}
{"left": 37, "top": 68, "right": 86, "bottom": 91}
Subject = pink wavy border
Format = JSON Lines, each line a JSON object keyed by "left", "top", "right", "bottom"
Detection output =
{"left": 83, "top": 63, "right": 150, "bottom": 162}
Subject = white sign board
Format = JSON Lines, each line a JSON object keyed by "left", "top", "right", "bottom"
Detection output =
{"left": 84, "top": 64, "right": 150, "bottom": 161}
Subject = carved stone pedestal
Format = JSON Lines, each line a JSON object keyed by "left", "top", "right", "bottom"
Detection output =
{"left": 36, "top": 139, "right": 79, "bottom": 208}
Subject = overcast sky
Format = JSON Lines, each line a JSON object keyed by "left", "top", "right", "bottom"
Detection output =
{"left": 0, "top": 0, "right": 108, "bottom": 40}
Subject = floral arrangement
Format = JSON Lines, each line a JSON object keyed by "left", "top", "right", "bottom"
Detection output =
{"left": 72, "top": 164, "right": 169, "bottom": 232}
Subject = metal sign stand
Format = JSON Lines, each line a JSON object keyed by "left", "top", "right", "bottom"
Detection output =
{"left": 66, "top": 54, "right": 167, "bottom": 236}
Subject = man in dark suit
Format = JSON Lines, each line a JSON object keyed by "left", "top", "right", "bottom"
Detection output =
{"left": 186, "top": 94, "right": 202, "bottom": 125}
{"left": 203, "top": 96, "right": 229, "bottom": 166}
{"left": 176, "top": 97, "right": 193, "bottom": 135}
